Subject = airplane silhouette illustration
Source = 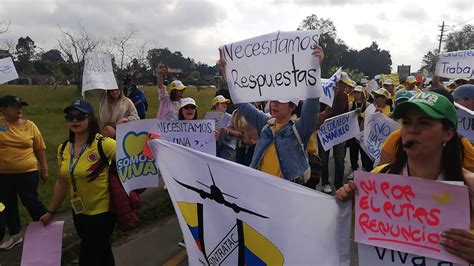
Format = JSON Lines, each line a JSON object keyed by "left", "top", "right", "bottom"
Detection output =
{"left": 173, "top": 164, "right": 268, "bottom": 219}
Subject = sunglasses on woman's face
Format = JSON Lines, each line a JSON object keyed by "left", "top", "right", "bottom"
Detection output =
{"left": 65, "top": 113, "right": 88, "bottom": 122}
{"left": 183, "top": 105, "right": 196, "bottom": 110}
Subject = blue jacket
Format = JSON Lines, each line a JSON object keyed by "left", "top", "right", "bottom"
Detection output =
{"left": 127, "top": 85, "right": 147, "bottom": 119}
{"left": 235, "top": 98, "right": 320, "bottom": 181}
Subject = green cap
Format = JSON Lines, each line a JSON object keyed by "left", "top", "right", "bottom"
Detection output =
{"left": 392, "top": 91, "right": 457, "bottom": 127}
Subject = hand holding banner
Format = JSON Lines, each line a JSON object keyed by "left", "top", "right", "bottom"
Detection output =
{"left": 354, "top": 171, "right": 470, "bottom": 264}
{"left": 21, "top": 221, "right": 64, "bottom": 266}
{"left": 220, "top": 30, "right": 322, "bottom": 103}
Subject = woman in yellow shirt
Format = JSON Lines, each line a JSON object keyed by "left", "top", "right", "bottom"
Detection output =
{"left": 41, "top": 99, "right": 116, "bottom": 265}
{"left": 372, "top": 88, "right": 392, "bottom": 116}
{"left": 0, "top": 95, "right": 48, "bottom": 250}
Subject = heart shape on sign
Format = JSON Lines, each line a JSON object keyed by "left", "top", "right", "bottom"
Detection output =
{"left": 432, "top": 192, "right": 451, "bottom": 205}
{"left": 123, "top": 131, "right": 148, "bottom": 158}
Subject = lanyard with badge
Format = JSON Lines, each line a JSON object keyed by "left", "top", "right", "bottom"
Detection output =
{"left": 70, "top": 143, "right": 87, "bottom": 214}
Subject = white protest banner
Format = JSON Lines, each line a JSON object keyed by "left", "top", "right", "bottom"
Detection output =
{"left": 455, "top": 102, "right": 474, "bottom": 142}
{"left": 220, "top": 30, "right": 322, "bottom": 103}
{"left": 363, "top": 107, "right": 400, "bottom": 161}
{"left": 318, "top": 110, "right": 360, "bottom": 151}
{"left": 0, "top": 57, "right": 19, "bottom": 84}
{"left": 320, "top": 67, "right": 341, "bottom": 107}
{"left": 116, "top": 119, "right": 217, "bottom": 194}
{"left": 358, "top": 244, "right": 466, "bottom": 266}
{"left": 155, "top": 119, "right": 216, "bottom": 155}
{"left": 366, "top": 79, "right": 379, "bottom": 94}
{"left": 204, "top": 111, "right": 230, "bottom": 129}
{"left": 435, "top": 49, "right": 474, "bottom": 79}
{"left": 149, "top": 139, "right": 352, "bottom": 265}
{"left": 82, "top": 52, "right": 118, "bottom": 94}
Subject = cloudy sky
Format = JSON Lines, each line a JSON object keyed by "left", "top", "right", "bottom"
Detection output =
{"left": 0, "top": 0, "right": 472, "bottom": 74}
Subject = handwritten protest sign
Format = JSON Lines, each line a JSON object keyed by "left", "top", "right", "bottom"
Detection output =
{"left": 435, "top": 49, "right": 474, "bottom": 79}
{"left": 320, "top": 67, "right": 341, "bottom": 107}
{"left": 82, "top": 52, "right": 118, "bottom": 94}
{"left": 354, "top": 171, "right": 470, "bottom": 264}
{"left": 318, "top": 110, "right": 360, "bottom": 151}
{"left": 455, "top": 102, "right": 473, "bottom": 142}
{"left": 366, "top": 79, "right": 379, "bottom": 94}
{"left": 204, "top": 111, "right": 230, "bottom": 130}
{"left": 0, "top": 57, "right": 19, "bottom": 84}
{"left": 363, "top": 106, "right": 400, "bottom": 161}
{"left": 156, "top": 119, "right": 216, "bottom": 155}
{"left": 21, "top": 221, "right": 64, "bottom": 266}
{"left": 358, "top": 244, "right": 466, "bottom": 266}
{"left": 116, "top": 119, "right": 216, "bottom": 194}
{"left": 220, "top": 30, "right": 322, "bottom": 103}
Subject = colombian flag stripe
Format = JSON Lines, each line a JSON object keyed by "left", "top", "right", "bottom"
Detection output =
{"left": 237, "top": 219, "right": 284, "bottom": 266}
{"left": 178, "top": 202, "right": 206, "bottom": 254}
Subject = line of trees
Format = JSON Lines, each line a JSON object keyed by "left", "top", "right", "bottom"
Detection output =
{"left": 0, "top": 22, "right": 218, "bottom": 90}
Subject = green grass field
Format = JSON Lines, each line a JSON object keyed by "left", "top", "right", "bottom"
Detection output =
{"left": 0, "top": 84, "right": 217, "bottom": 222}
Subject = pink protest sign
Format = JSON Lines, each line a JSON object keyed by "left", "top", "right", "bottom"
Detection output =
{"left": 354, "top": 171, "right": 470, "bottom": 264}
{"left": 21, "top": 221, "right": 64, "bottom": 266}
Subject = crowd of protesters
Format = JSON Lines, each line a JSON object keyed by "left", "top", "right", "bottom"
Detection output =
{"left": 1, "top": 43, "right": 474, "bottom": 264}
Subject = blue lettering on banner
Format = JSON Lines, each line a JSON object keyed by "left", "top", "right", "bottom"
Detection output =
{"left": 323, "top": 72, "right": 338, "bottom": 98}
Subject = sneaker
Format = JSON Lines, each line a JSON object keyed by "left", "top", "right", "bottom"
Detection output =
{"left": 323, "top": 184, "right": 333, "bottom": 194}
{"left": 177, "top": 240, "right": 186, "bottom": 248}
{"left": 347, "top": 172, "right": 355, "bottom": 180}
{"left": 0, "top": 234, "right": 23, "bottom": 251}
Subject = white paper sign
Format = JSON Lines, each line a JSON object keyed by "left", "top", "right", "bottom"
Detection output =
{"left": 318, "top": 110, "right": 360, "bottom": 151}
{"left": 363, "top": 107, "right": 400, "bottom": 161}
{"left": 435, "top": 50, "right": 474, "bottom": 79}
{"left": 320, "top": 67, "right": 341, "bottom": 107}
{"left": 358, "top": 244, "right": 466, "bottom": 266}
{"left": 204, "top": 111, "right": 230, "bottom": 129}
{"left": 116, "top": 119, "right": 216, "bottom": 194}
{"left": 455, "top": 102, "right": 474, "bottom": 142}
{"left": 82, "top": 52, "right": 118, "bottom": 94}
{"left": 366, "top": 79, "right": 379, "bottom": 94}
{"left": 0, "top": 57, "right": 19, "bottom": 84}
{"left": 149, "top": 139, "right": 352, "bottom": 265}
{"left": 221, "top": 30, "right": 322, "bottom": 103}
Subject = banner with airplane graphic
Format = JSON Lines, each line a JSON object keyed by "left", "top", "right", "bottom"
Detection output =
{"left": 149, "top": 139, "right": 352, "bottom": 265}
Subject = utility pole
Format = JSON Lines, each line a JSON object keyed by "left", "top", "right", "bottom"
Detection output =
{"left": 437, "top": 21, "right": 447, "bottom": 53}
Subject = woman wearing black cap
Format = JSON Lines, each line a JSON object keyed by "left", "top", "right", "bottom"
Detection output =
{"left": 40, "top": 99, "right": 116, "bottom": 265}
{"left": 0, "top": 95, "right": 48, "bottom": 250}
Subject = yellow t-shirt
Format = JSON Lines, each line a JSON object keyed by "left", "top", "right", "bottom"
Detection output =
{"left": 57, "top": 134, "right": 115, "bottom": 215}
{"left": 259, "top": 123, "right": 284, "bottom": 178}
{"left": 307, "top": 131, "right": 318, "bottom": 154}
{"left": 0, "top": 118, "right": 46, "bottom": 173}
{"left": 377, "top": 105, "right": 392, "bottom": 116}
{"left": 381, "top": 129, "right": 474, "bottom": 169}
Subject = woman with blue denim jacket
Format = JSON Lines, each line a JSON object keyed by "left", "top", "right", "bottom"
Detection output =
{"left": 217, "top": 46, "right": 325, "bottom": 182}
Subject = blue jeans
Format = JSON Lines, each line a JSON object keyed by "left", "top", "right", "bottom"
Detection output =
{"left": 0, "top": 171, "right": 47, "bottom": 235}
{"left": 318, "top": 142, "right": 346, "bottom": 189}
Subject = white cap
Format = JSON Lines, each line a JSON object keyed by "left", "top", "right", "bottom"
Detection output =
{"left": 383, "top": 79, "right": 393, "bottom": 85}
{"left": 179, "top": 97, "right": 197, "bottom": 109}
